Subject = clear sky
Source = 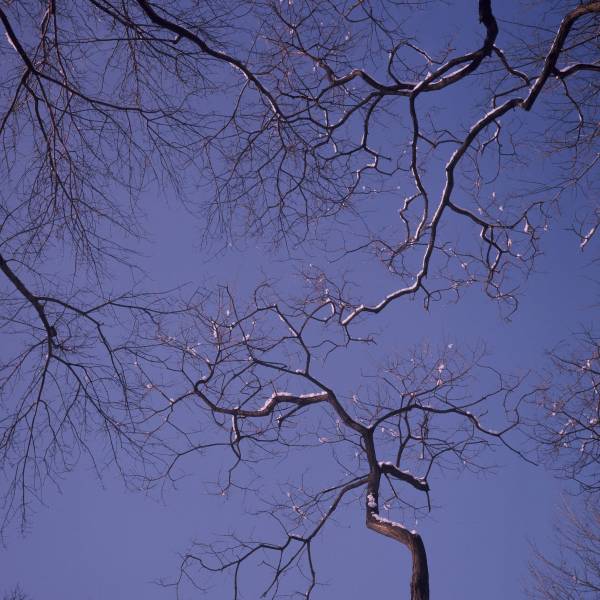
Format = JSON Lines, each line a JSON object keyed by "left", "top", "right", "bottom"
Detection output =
{"left": 0, "top": 1, "right": 598, "bottom": 599}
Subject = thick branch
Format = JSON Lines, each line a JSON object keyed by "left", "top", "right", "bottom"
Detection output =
{"left": 0, "top": 253, "right": 57, "bottom": 342}
{"left": 193, "top": 388, "right": 329, "bottom": 418}
{"left": 379, "top": 461, "right": 429, "bottom": 492}
{"left": 523, "top": 2, "right": 600, "bottom": 110}
{"left": 135, "top": 0, "right": 283, "bottom": 116}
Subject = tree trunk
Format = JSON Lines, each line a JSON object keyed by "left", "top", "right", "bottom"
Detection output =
{"left": 366, "top": 514, "right": 430, "bottom": 600}
{"left": 409, "top": 532, "right": 430, "bottom": 600}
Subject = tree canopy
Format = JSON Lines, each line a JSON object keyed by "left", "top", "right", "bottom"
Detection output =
{"left": 0, "top": 1, "right": 598, "bottom": 598}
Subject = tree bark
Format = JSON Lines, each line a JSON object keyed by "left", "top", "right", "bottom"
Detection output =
{"left": 366, "top": 513, "right": 430, "bottom": 600}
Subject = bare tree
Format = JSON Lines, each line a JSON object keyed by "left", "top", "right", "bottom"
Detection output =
{"left": 528, "top": 327, "right": 600, "bottom": 600}
{"left": 146, "top": 289, "right": 527, "bottom": 600}
{"left": 533, "top": 328, "right": 600, "bottom": 493}
{"left": 528, "top": 496, "right": 600, "bottom": 600}
{"left": 1, "top": 1, "right": 599, "bottom": 599}
{"left": 2, "top": 586, "right": 28, "bottom": 600}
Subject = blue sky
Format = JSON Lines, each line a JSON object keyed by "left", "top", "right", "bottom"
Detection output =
{"left": 2, "top": 202, "right": 595, "bottom": 599}
{"left": 1, "top": 1, "right": 598, "bottom": 599}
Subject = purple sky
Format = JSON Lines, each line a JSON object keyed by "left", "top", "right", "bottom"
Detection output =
{"left": 2, "top": 207, "right": 594, "bottom": 599}
{"left": 1, "top": 1, "right": 598, "bottom": 599}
